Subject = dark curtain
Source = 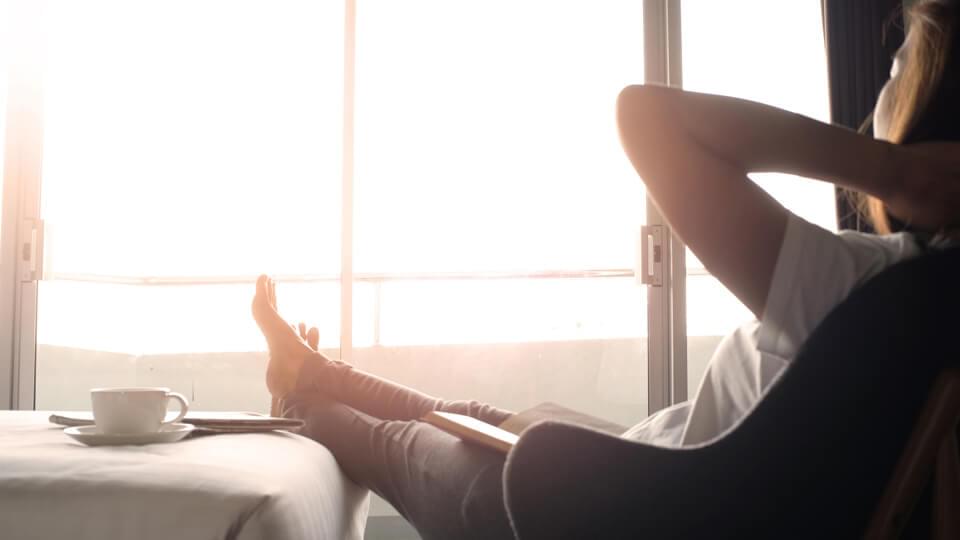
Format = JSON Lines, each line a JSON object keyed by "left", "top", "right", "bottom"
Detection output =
{"left": 822, "top": 0, "right": 904, "bottom": 231}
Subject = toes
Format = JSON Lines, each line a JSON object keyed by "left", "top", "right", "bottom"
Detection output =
{"left": 306, "top": 327, "right": 320, "bottom": 351}
{"left": 253, "top": 275, "right": 268, "bottom": 304}
{"left": 252, "top": 275, "right": 270, "bottom": 318}
{"left": 252, "top": 275, "right": 296, "bottom": 339}
{"left": 297, "top": 322, "right": 319, "bottom": 351}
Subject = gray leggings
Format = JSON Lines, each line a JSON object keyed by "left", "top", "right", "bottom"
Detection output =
{"left": 280, "top": 355, "right": 518, "bottom": 540}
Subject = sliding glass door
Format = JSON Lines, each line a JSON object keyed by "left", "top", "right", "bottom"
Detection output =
{"left": 351, "top": 0, "right": 651, "bottom": 425}
{"left": 1, "top": 0, "right": 669, "bottom": 421}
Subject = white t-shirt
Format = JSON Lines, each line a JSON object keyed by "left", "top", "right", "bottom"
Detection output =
{"left": 622, "top": 213, "right": 922, "bottom": 447}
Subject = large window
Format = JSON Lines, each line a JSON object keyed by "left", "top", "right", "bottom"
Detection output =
{"left": 18, "top": 0, "right": 654, "bottom": 427}
{"left": 353, "top": 0, "right": 650, "bottom": 425}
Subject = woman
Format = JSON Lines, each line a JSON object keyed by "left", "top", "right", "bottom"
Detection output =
{"left": 253, "top": 1, "right": 960, "bottom": 537}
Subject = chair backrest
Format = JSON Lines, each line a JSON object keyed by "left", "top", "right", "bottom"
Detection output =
{"left": 504, "top": 247, "right": 960, "bottom": 539}
{"left": 866, "top": 368, "right": 960, "bottom": 539}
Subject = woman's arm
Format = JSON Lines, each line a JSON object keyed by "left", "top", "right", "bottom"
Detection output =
{"left": 616, "top": 84, "right": 902, "bottom": 317}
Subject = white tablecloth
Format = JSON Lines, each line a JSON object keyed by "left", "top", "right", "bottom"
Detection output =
{"left": 0, "top": 411, "right": 369, "bottom": 540}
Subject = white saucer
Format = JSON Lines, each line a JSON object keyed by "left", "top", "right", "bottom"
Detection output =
{"left": 64, "top": 423, "right": 195, "bottom": 446}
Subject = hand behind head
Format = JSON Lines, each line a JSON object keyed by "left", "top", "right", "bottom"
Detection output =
{"left": 885, "top": 141, "right": 960, "bottom": 232}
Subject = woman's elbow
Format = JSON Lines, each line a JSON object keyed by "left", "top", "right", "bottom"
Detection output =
{"left": 616, "top": 84, "right": 670, "bottom": 141}
{"left": 616, "top": 85, "right": 668, "bottom": 166}
{"left": 615, "top": 84, "right": 647, "bottom": 127}
{"left": 617, "top": 83, "right": 671, "bottom": 113}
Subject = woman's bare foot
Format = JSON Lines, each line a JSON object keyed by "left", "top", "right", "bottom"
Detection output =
{"left": 251, "top": 275, "right": 317, "bottom": 401}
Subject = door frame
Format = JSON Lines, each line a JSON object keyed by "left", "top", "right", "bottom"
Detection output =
{"left": 1, "top": 0, "right": 44, "bottom": 410}
{"left": 643, "top": 0, "right": 686, "bottom": 414}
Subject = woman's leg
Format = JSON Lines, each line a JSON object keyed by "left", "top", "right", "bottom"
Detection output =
{"left": 283, "top": 392, "right": 516, "bottom": 540}
{"left": 253, "top": 274, "right": 514, "bottom": 425}
{"left": 253, "top": 274, "right": 516, "bottom": 537}
{"left": 290, "top": 353, "right": 514, "bottom": 425}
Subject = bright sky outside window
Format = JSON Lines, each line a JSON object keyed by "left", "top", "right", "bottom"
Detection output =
{"left": 41, "top": 0, "right": 344, "bottom": 279}
{"left": 350, "top": 0, "right": 648, "bottom": 347}
{"left": 354, "top": 0, "right": 646, "bottom": 274}
{"left": 36, "top": 1, "right": 344, "bottom": 353}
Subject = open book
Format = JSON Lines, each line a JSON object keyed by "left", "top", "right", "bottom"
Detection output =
{"left": 421, "top": 402, "right": 627, "bottom": 455}
{"left": 48, "top": 411, "right": 305, "bottom": 433}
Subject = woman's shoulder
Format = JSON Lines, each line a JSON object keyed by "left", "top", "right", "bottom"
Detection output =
{"left": 794, "top": 215, "right": 923, "bottom": 274}
{"left": 758, "top": 215, "right": 923, "bottom": 360}
{"left": 835, "top": 226, "right": 921, "bottom": 258}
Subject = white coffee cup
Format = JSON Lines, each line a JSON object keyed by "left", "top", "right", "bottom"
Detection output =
{"left": 90, "top": 387, "right": 189, "bottom": 435}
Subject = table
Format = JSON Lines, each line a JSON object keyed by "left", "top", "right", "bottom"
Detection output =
{"left": 0, "top": 411, "right": 369, "bottom": 540}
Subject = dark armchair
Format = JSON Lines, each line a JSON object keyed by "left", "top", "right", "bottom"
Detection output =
{"left": 503, "top": 247, "right": 960, "bottom": 539}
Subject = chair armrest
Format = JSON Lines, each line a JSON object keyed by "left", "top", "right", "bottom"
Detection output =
{"left": 503, "top": 420, "right": 712, "bottom": 540}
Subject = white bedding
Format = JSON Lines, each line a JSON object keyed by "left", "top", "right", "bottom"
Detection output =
{"left": 0, "top": 411, "right": 369, "bottom": 540}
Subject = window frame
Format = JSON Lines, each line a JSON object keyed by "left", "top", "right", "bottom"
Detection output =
{"left": 1, "top": 0, "right": 44, "bottom": 410}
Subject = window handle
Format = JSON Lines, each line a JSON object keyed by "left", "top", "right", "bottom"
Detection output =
{"left": 638, "top": 225, "right": 663, "bottom": 287}
{"left": 20, "top": 218, "right": 44, "bottom": 283}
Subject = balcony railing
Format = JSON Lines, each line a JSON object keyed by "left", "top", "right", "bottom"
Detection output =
{"left": 43, "top": 267, "right": 710, "bottom": 286}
